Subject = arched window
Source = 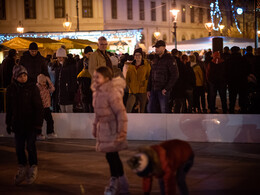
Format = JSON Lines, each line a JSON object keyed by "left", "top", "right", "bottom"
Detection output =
{"left": 163, "top": 34, "right": 167, "bottom": 42}
{"left": 182, "top": 35, "right": 186, "bottom": 41}
{"left": 200, "top": 34, "right": 203, "bottom": 38}
{"left": 191, "top": 34, "right": 195, "bottom": 39}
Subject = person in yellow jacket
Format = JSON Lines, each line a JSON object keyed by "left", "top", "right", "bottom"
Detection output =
{"left": 126, "top": 48, "right": 151, "bottom": 113}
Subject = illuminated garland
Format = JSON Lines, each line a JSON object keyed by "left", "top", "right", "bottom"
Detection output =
{"left": 230, "top": 0, "right": 242, "bottom": 34}
{"left": 210, "top": 0, "right": 223, "bottom": 31}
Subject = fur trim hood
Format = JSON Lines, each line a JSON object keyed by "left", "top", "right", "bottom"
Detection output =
{"left": 91, "top": 76, "right": 126, "bottom": 95}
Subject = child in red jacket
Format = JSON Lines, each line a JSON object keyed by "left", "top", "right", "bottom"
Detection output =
{"left": 128, "top": 139, "right": 194, "bottom": 195}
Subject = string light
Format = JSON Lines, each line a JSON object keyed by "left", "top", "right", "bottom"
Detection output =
{"left": 210, "top": 0, "right": 223, "bottom": 31}
{"left": 230, "top": 0, "right": 242, "bottom": 34}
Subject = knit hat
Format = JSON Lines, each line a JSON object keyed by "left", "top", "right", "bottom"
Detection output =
{"left": 56, "top": 47, "right": 67, "bottom": 58}
{"left": 29, "top": 42, "right": 38, "bottom": 50}
{"left": 110, "top": 56, "right": 119, "bottom": 66}
{"left": 134, "top": 48, "right": 143, "bottom": 56}
{"left": 84, "top": 46, "right": 93, "bottom": 54}
{"left": 8, "top": 49, "right": 17, "bottom": 58}
{"left": 37, "top": 74, "right": 47, "bottom": 85}
{"left": 127, "top": 153, "right": 152, "bottom": 177}
{"left": 12, "top": 65, "right": 28, "bottom": 80}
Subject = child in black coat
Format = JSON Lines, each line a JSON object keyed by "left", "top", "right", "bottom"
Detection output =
{"left": 6, "top": 65, "right": 43, "bottom": 185}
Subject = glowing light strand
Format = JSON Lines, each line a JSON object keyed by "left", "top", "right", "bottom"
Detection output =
{"left": 210, "top": 0, "right": 223, "bottom": 31}
{"left": 230, "top": 0, "right": 242, "bottom": 34}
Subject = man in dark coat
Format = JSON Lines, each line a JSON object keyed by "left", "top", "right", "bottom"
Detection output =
{"left": 6, "top": 65, "right": 43, "bottom": 185}
{"left": 226, "top": 46, "right": 248, "bottom": 113}
{"left": 147, "top": 40, "right": 179, "bottom": 113}
{"left": 2, "top": 49, "right": 17, "bottom": 87}
{"left": 19, "top": 42, "right": 49, "bottom": 83}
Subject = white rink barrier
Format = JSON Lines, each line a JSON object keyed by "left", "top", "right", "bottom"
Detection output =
{"left": 0, "top": 113, "right": 260, "bottom": 143}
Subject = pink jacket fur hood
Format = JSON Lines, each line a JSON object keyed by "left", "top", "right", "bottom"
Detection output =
{"left": 92, "top": 77, "right": 128, "bottom": 153}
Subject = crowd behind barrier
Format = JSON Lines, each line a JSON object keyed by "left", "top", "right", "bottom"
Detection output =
{"left": 1, "top": 42, "right": 260, "bottom": 115}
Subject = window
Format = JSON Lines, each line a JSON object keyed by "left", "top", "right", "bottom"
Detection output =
{"left": 182, "top": 35, "right": 186, "bottom": 41}
{"left": 181, "top": 5, "right": 186, "bottom": 23}
{"left": 199, "top": 8, "right": 203, "bottom": 23}
{"left": 190, "top": 6, "right": 194, "bottom": 23}
{"left": 139, "top": 0, "right": 145, "bottom": 20}
{"left": 111, "top": 0, "right": 117, "bottom": 19}
{"left": 82, "top": 0, "right": 93, "bottom": 18}
{"left": 24, "top": 0, "right": 36, "bottom": 19}
{"left": 151, "top": 1, "right": 156, "bottom": 21}
{"left": 127, "top": 0, "right": 133, "bottom": 20}
{"left": 162, "top": 2, "right": 166, "bottom": 21}
{"left": 200, "top": 34, "right": 203, "bottom": 38}
{"left": 0, "top": 0, "right": 6, "bottom": 20}
{"left": 54, "top": 0, "right": 65, "bottom": 18}
{"left": 191, "top": 34, "right": 195, "bottom": 39}
{"left": 207, "top": 8, "right": 210, "bottom": 22}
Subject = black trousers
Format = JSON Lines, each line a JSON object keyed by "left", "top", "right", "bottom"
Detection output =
{"left": 106, "top": 152, "right": 124, "bottom": 178}
{"left": 15, "top": 130, "right": 37, "bottom": 166}
{"left": 228, "top": 84, "right": 247, "bottom": 113}
{"left": 37, "top": 107, "right": 54, "bottom": 135}
{"left": 193, "top": 86, "right": 206, "bottom": 111}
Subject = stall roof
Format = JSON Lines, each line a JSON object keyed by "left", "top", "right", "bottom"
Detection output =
{"left": 149, "top": 36, "right": 255, "bottom": 52}
{"left": 60, "top": 38, "right": 98, "bottom": 49}
{"left": 1, "top": 37, "right": 70, "bottom": 50}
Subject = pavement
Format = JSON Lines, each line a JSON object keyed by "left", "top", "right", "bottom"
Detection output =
{"left": 0, "top": 138, "right": 260, "bottom": 195}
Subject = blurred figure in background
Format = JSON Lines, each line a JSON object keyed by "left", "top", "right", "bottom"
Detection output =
{"left": 77, "top": 46, "right": 93, "bottom": 112}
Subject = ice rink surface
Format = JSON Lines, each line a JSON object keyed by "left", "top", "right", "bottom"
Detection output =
{"left": 0, "top": 138, "right": 260, "bottom": 195}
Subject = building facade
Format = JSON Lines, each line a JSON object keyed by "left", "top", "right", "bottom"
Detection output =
{"left": 0, "top": 0, "right": 240, "bottom": 50}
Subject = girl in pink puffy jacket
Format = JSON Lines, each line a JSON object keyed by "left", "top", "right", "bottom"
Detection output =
{"left": 91, "top": 66, "right": 129, "bottom": 195}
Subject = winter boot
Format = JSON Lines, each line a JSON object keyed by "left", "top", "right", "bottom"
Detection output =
{"left": 27, "top": 165, "right": 38, "bottom": 184}
{"left": 14, "top": 165, "right": 27, "bottom": 185}
{"left": 118, "top": 175, "right": 129, "bottom": 194}
{"left": 104, "top": 177, "right": 119, "bottom": 195}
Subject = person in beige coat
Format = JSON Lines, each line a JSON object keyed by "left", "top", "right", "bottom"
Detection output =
{"left": 88, "top": 36, "right": 112, "bottom": 77}
{"left": 91, "top": 66, "right": 129, "bottom": 195}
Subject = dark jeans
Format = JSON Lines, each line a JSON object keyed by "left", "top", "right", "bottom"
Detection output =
{"left": 228, "top": 84, "right": 247, "bottom": 113}
{"left": 147, "top": 90, "right": 170, "bottom": 113}
{"left": 37, "top": 107, "right": 54, "bottom": 135}
{"left": 15, "top": 129, "right": 37, "bottom": 166}
{"left": 126, "top": 93, "right": 147, "bottom": 113}
{"left": 193, "top": 86, "right": 206, "bottom": 111}
{"left": 208, "top": 82, "right": 227, "bottom": 113}
{"left": 106, "top": 152, "right": 124, "bottom": 178}
{"left": 173, "top": 98, "right": 186, "bottom": 113}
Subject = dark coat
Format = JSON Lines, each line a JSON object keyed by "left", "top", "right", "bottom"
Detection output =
{"left": 19, "top": 51, "right": 49, "bottom": 83}
{"left": 2, "top": 56, "right": 16, "bottom": 87}
{"left": 172, "top": 62, "right": 187, "bottom": 98}
{"left": 208, "top": 61, "right": 227, "bottom": 85}
{"left": 147, "top": 50, "right": 179, "bottom": 92}
{"left": 54, "top": 58, "right": 77, "bottom": 105}
{"left": 6, "top": 79, "right": 43, "bottom": 133}
{"left": 184, "top": 63, "right": 196, "bottom": 90}
{"left": 226, "top": 53, "right": 248, "bottom": 86}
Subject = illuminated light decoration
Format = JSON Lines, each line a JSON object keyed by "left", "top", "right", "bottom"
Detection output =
{"left": 230, "top": 0, "right": 242, "bottom": 34}
{"left": 154, "top": 31, "right": 161, "bottom": 40}
{"left": 210, "top": 0, "right": 223, "bottom": 31}
{"left": 236, "top": 8, "right": 243, "bottom": 15}
{"left": 17, "top": 21, "right": 24, "bottom": 34}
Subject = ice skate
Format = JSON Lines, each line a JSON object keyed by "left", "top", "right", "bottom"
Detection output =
{"left": 46, "top": 133, "right": 57, "bottom": 139}
{"left": 14, "top": 165, "right": 27, "bottom": 185}
{"left": 104, "top": 177, "right": 119, "bottom": 195}
{"left": 37, "top": 134, "right": 45, "bottom": 141}
{"left": 118, "top": 175, "right": 129, "bottom": 195}
{"left": 27, "top": 165, "right": 38, "bottom": 184}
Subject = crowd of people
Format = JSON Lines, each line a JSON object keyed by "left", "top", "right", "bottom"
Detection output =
{"left": 1, "top": 37, "right": 260, "bottom": 115}
{"left": 1, "top": 36, "right": 260, "bottom": 194}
